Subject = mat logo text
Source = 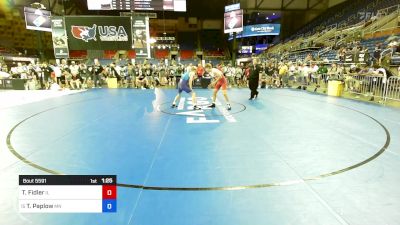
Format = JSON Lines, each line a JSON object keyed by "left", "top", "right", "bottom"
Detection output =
{"left": 175, "top": 97, "right": 236, "bottom": 124}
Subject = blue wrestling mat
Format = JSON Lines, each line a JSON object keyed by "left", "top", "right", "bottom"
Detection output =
{"left": 1, "top": 88, "right": 400, "bottom": 225}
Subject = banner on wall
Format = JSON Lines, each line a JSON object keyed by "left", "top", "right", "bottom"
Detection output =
{"left": 239, "top": 46, "right": 252, "bottom": 54}
{"left": 228, "top": 24, "right": 281, "bottom": 40}
{"left": 225, "top": 3, "right": 240, "bottom": 12}
{"left": 132, "top": 16, "right": 150, "bottom": 58}
{"left": 255, "top": 44, "right": 268, "bottom": 54}
{"left": 51, "top": 16, "right": 69, "bottom": 58}
{"left": 64, "top": 16, "right": 132, "bottom": 50}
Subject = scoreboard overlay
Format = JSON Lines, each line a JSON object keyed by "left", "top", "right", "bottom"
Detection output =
{"left": 19, "top": 175, "right": 117, "bottom": 213}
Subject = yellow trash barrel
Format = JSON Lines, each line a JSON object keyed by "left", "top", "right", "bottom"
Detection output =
{"left": 327, "top": 80, "right": 344, "bottom": 97}
{"left": 107, "top": 78, "right": 118, "bottom": 88}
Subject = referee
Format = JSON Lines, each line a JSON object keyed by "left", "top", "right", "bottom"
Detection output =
{"left": 249, "top": 58, "right": 261, "bottom": 100}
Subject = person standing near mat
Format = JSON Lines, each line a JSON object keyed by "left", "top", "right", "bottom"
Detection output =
{"left": 171, "top": 66, "right": 200, "bottom": 110}
{"left": 205, "top": 63, "right": 231, "bottom": 110}
{"left": 91, "top": 58, "right": 103, "bottom": 88}
{"left": 249, "top": 58, "right": 261, "bottom": 100}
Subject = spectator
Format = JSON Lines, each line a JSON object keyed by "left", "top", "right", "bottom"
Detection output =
{"left": 69, "top": 61, "right": 79, "bottom": 78}
{"left": 52, "top": 64, "right": 62, "bottom": 85}
{"left": 79, "top": 63, "right": 89, "bottom": 88}
{"left": 16, "top": 63, "right": 28, "bottom": 79}
{"left": 224, "top": 63, "right": 235, "bottom": 88}
{"left": 317, "top": 63, "right": 328, "bottom": 86}
{"left": 158, "top": 63, "right": 167, "bottom": 86}
{"left": 41, "top": 62, "right": 52, "bottom": 90}
{"left": 109, "top": 63, "right": 122, "bottom": 87}
{"left": 388, "top": 39, "right": 399, "bottom": 55}
{"left": 127, "top": 63, "right": 136, "bottom": 88}
{"left": 278, "top": 62, "right": 289, "bottom": 87}
{"left": 136, "top": 64, "right": 147, "bottom": 89}
{"left": 70, "top": 71, "right": 83, "bottom": 90}
{"left": 338, "top": 47, "right": 346, "bottom": 62}
{"left": 144, "top": 63, "right": 154, "bottom": 88}
{"left": 310, "top": 63, "right": 319, "bottom": 85}
{"left": 196, "top": 63, "right": 204, "bottom": 78}
{"left": 300, "top": 63, "right": 310, "bottom": 86}
{"left": 305, "top": 53, "right": 313, "bottom": 62}
{"left": 236, "top": 65, "right": 244, "bottom": 87}
{"left": 327, "top": 63, "right": 339, "bottom": 80}
{"left": 91, "top": 58, "right": 103, "bottom": 88}
{"left": 373, "top": 44, "right": 382, "bottom": 65}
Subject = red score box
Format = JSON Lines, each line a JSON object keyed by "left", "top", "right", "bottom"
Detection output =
{"left": 102, "top": 185, "right": 117, "bottom": 199}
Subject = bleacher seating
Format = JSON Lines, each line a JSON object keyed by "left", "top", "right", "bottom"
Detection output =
{"left": 204, "top": 50, "right": 225, "bottom": 57}
{"left": 178, "top": 32, "right": 197, "bottom": 50}
{"left": 0, "top": 7, "right": 53, "bottom": 57}
{"left": 360, "top": 37, "right": 387, "bottom": 53}
{"left": 179, "top": 50, "right": 194, "bottom": 60}
{"left": 154, "top": 50, "right": 169, "bottom": 59}
{"left": 319, "top": 50, "right": 338, "bottom": 61}
{"left": 266, "top": 0, "right": 399, "bottom": 68}
{"left": 391, "top": 54, "right": 400, "bottom": 65}
{"left": 200, "top": 30, "right": 224, "bottom": 50}
{"left": 288, "top": 0, "right": 399, "bottom": 42}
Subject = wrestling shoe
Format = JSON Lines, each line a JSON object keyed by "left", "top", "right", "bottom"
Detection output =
{"left": 171, "top": 104, "right": 177, "bottom": 108}
{"left": 193, "top": 105, "right": 201, "bottom": 110}
{"left": 208, "top": 103, "right": 216, "bottom": 108}
{"left": 227, "top": 104, "right": 231, "bottom": 110}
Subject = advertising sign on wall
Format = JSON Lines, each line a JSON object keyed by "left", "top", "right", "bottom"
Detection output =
{"left": 225, "top": 3, "right": 240, "bottom": 12}
{"left": 229, "top": 24, "right": 281, "bottom": 40}
{"left": 132, "top": 16, "right": 150, "bottom": 58}
{"left": 255, "top": 44, "right": 268, "bottom": 54}
{"left": 65, "top": 16, "right": 132, "bottom": 50}
{"left": 239, "top": 46, "right": 253, "bottom": 54}
{"left": 51, "top": 16, "right": 69, "bottom": 58}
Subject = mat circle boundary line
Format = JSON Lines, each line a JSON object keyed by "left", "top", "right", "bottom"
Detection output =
{"left": 6, "top": 95, "right": 391, "bottom": 191}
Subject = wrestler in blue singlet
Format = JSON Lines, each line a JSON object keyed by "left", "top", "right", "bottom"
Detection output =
{"left": 171, "top": 67, "right": 200, "bottom": 110}
{"left": 178, "top": 72, "right": 192, "bottom": 93}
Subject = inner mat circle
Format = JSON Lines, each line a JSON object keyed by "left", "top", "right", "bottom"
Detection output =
{"left": 158, "top": 101, "right": 247, "bottom": 117}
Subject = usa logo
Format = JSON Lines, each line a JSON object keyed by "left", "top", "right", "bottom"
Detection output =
{"left": 71, "top": 25, "right": 97, "bottom": 42}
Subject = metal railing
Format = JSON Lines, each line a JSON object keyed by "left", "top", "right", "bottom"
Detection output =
{"left": 344, "top": 74, "right": 387, "bottom": 100}
{"left": 385, "top": 76, "right": 400, "bottom": 102}
{"left": 286, "top": 72, "right": 400, "bottom": 103}
{"left": 318, "top": 47, "right": 331, "bottom": 57}
{"left": 381, "top": 48, "right": 393, "bottom": 59}
{"left": 326, "top": 24, "right": 337, "bottom": 30}
{"left": 377, "top": 5, "right": 400, "bottom": 18}
{"left": 338, "top": 21, "right": 348, "bottom": 29}
{"left": 364, "top": 6, "right": 399, "bottom": 34}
